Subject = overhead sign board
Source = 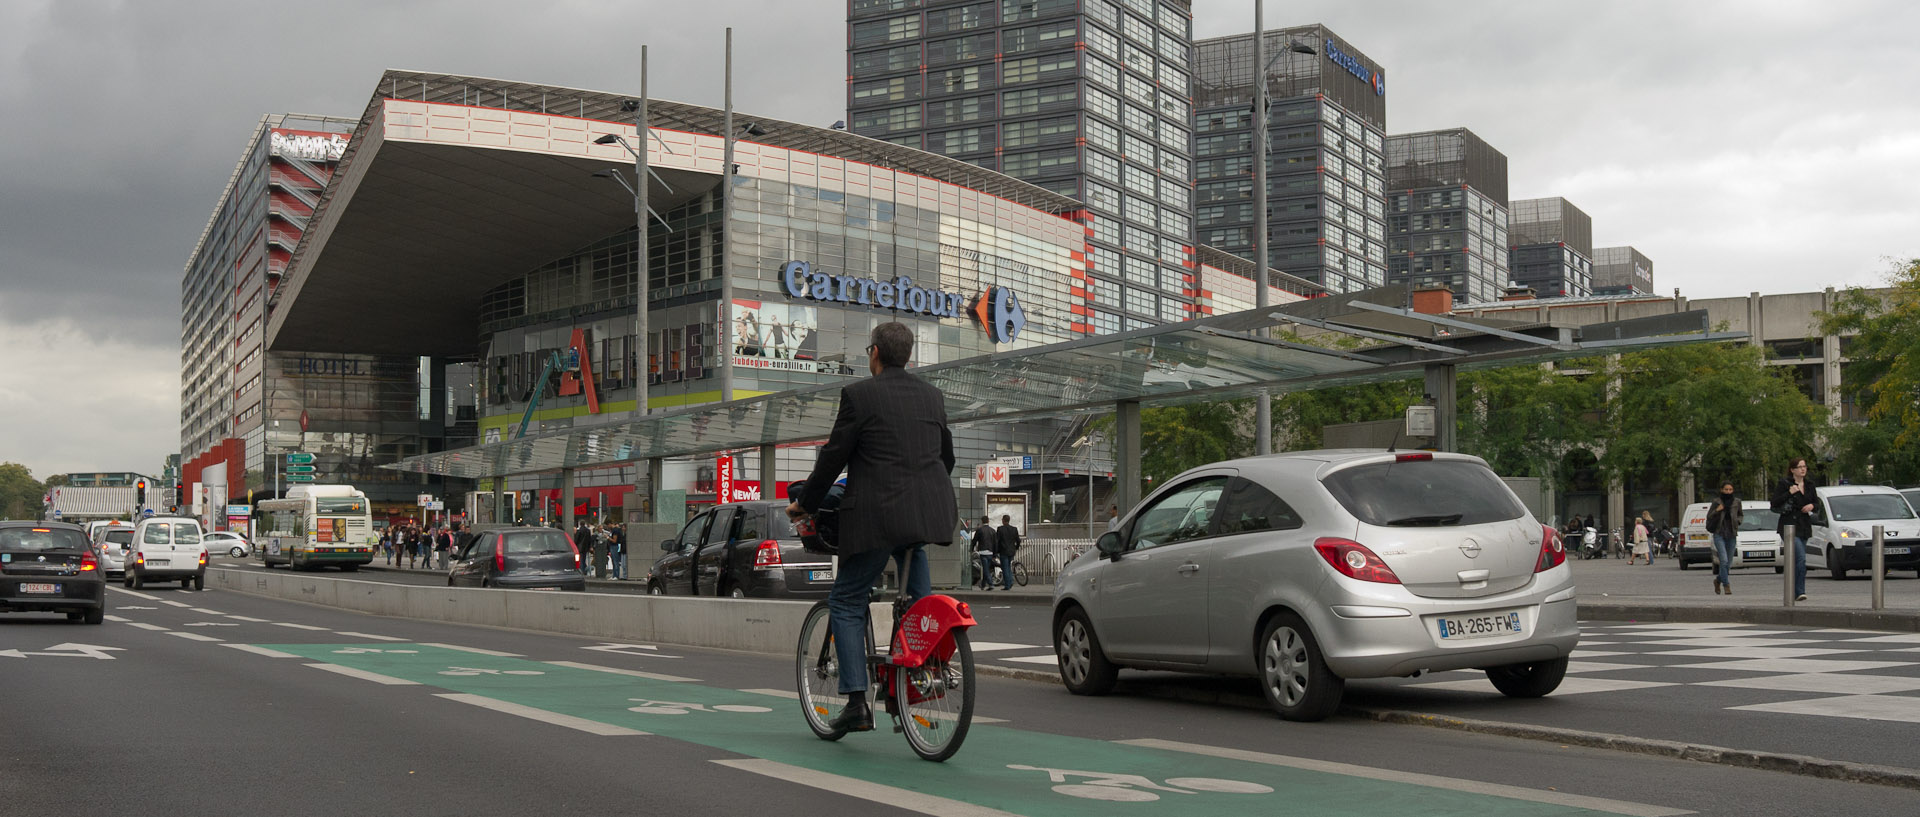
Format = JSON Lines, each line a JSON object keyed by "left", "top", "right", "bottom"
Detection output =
{"left": 285, "top": 465, "right": 316, "bottom": 474}
{"left": 974, "top": 463, "right": 1010, "bottom": 489}
{"left": 285, "top": 453, "right": 315, "bottom": 465}
{"left": 285, "top": 474, "right": 317, "bottom": 483}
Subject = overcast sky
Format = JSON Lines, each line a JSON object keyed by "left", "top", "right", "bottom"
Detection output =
{"left": 2, "top": 0, "right": 1915, "bottom": 483}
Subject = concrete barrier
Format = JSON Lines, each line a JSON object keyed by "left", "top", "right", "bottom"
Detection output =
{"left": 210, "top": 567, "right": 893, "bottom": 656}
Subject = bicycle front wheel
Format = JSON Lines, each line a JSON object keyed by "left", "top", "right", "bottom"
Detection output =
{"left": 896, "top": 630, "right": 975, "bottom": 762}
{"left": 1012, "top": 561, "right": 1029, "bottom": 587}
{"left": 796, "top": 601, "right": 848, "bottom": 741}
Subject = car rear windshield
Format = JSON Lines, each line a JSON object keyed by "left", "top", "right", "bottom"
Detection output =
{"left": 103, "top": 529, "right": 134, "bottom": 544}
{"left": 0, "top": 528, "right": 89, "bottom": 551}
{"left": 502, "top": 530, "right": 575, "bottom": 555}
{"left": 1828, "top": 494, "right": 1917, "bottom": 522}
{"left": 1322, "top": 459, "right": 1526, "bottom": 527}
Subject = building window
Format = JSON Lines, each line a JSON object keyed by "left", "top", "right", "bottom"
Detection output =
{"left": 1084, "top": 23, "right": 1118, "bottom": 58}
{"left": 1158, "top": 177, "right": 1189, "bottom": 210}
{"left": 1120, "top": 41, "right": 1156, "bottom": 77}
{"left": 1085, "top": 86, "right": 1120, "bottom": 121}
{"left": 852, "top": 44, "right": 921, "bottom": 76}
{"left": 1090, "top": 275, "right": 1120, "bottom": 304}
{"left": 928, "top": 94, "right": 994, "bottom": 125}
{"left": 932, "top": 64, "right": 992, "bottom": 94}
{"left": 1159, "top": 209, "right": 1189, "bottom": 236}
{"left": 1003, "top": 83, "right": 1078, "bottom": 115}
{"left": 926, "top": 33, "right": 992, "bottom": 65}
{"left": 853, "top": 75, "right": 919, "bottom": 103}
{"left": 1121, "top": 13, "right": 1154, "bottom": 47}
{"left": 1003, "top": 53, "right": 1077, "bottom": 85}
{"left": 1084, "top": 116, "right": 1119, "bottom": 152}
{"left": 1001, "top": 0, "right": 1074, "bottom": 23}
{"left": 1085, "top": 149, "right": 1120, "bottom": 183}
{"left": 1085, "top": 180, "right": 1122, "bottom": 212}
{"left": 1085, "top": 55, "right": 1119, "bottom": 89}
{"left": 1195, "top": 109, "right": 1249, "bottom": 132}
{"left": 1156, "top": 90, "right": 1188, "bottom": 121}
{"left": 1003, "top": 114, "right": 1077, "bottom": 148}
{"left": 1001, "top": 147, "right": 1078, "bottom": 179}
{"left": 1123, "top": 163, "right": 1154, "bottom": 196}
{"left": 851, "top": 104, "right": 920, "bottom": 133}
{"left": 927, "top": 2, "right": 993, "bottom": 34}
{"left": 852, "top": 14, "right": 921, "bottom": 47}
{"left": 1004, "top": 18, "right": 1076, "bottom": 52}
{"left": 928, "top": 126, "right": 991, "bottom": 155}
{"left": 1123, "top": 194, "right": 1157, "bottom": 226}
{"left": 1156, "top": 28, "right": 1187, "bottom": 68}
{"left": 1123, "top": 73, "right": 1155, "bottom": 106}
{"left": 1158, "top": 119, "right": 1187, "bottom": 152}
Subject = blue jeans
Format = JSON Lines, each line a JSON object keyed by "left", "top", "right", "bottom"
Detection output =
{"left": 1792, "top": 535, "right": 1808, "bottom": 596}
{"left": 997, "top": 551, "right": 1016, "bottom": 589}
{"left": 1712, "top": 533, "right": 1736, "bottom": 588}
{"left": 975, "top": 553, "right": 995, "bottom": 588}
{"left": 829, "top": 544, "right": 930, "bottom": 694}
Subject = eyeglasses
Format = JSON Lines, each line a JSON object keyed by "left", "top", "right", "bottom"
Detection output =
{"left": 866, "top": 344, "right": 877, "bottom": 352}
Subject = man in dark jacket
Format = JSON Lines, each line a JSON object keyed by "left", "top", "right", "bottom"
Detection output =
{"left": 970, "top": 515, "right": 998, "bottom": 589}
{"left": 787, "top": 322, "right": 957, "bottom": 733}
{"left": 994, "top": 514, "right": 1021, "bottom": 590}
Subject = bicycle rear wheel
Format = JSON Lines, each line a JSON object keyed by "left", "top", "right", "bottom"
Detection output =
{"left": 896, "top": 630, "right": 975, "bottom": 762}
{"left": 1012, "top": 561, "right": 1029, "bottom": 587}
{"left": 796, "top": 601, "right": 848, "bottom": 741}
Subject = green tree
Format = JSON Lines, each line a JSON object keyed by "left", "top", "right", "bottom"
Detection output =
{"left": 1602, "top": 341, "right": 1826, "bottom": 494}
{"left": 0, "top": 462, "right": 47, "bottom": 521}
{"left": 1819, "top": 259, "right": 1920, "bottom": 484}
{"left": 1137, "top": 400, "right": 1254, "bottom": 487}
{"left": 1457, "top": 360, "right": 1607, "bottom": 487}
{"left": 1269, "top": 380, "right": 1422, "bottom": 452}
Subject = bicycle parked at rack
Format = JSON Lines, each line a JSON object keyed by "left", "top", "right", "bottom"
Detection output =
{"left": 796, "top": 548, "right": 979, "bottom": 762}
{"left": 971, "top": 558, "right": 1028, "bottom": 588}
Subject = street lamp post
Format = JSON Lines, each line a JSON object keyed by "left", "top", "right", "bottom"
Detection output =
{"left": 1252, "top": 5, "right": 1316, "bottom": 456}
{"left": 596, "top": 48, "right": 654, "bottom": 523}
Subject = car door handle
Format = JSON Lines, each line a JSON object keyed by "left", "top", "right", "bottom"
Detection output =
{"left": 1176, "top": 562, "right": 1201, "bottom": 574}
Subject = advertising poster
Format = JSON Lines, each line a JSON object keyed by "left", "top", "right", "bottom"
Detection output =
{"left": 731, "top": 299, "right": 819, "bottom": 372}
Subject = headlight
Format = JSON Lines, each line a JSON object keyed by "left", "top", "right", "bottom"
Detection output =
{"left": 1838, "top": 527, "right": 1869, "bottom": 540}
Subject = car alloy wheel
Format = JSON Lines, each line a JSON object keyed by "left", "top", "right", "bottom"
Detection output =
{"left": 1258, "top": 613, "right": 1343, "bottom": 722}
{"left": 1053, "top": 607, "right": 1117, "bottom": 695}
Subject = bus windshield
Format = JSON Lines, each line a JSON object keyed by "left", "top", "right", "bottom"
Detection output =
{"left": 316, "top": 497, "right": 367, "bottom": 514}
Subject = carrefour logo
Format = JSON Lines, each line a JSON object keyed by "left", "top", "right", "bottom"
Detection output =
{"left": 1326, "top": 40, "right": 1384, "bottom": 96}
{"left": 781, "top": 261, "right": 1025, "bottom": 344}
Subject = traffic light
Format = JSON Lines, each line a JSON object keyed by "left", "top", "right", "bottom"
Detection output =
{"left": 135, "top": 479, "right": 147, "bottom": 507}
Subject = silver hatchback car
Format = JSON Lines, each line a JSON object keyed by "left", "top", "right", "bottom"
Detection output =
{"left": 1052, "top": 449, "right": 1577, "bottom": 721}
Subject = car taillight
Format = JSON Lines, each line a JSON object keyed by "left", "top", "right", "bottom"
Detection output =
{"left": 80, "top": 550, "right": 98, "bottom": 570}
{"left": 1534, "top": 524, "right": 1566, "bottom": 572}
{"left": 752, "top": 539, "right": 782, "bottom": 568}
{"left": 567, "top": 534, "right": 581, "bottom": 570}
{"left": 198, "top": 551, "right": 208, "bottom": 566}
{"left": 1313, "top": 537, "right": 1401, "bottom": 583}
{"left": 495, "top": 544, "right": 507, "bottom": 572}
{"left": 1394, "top": 452, "right": 1432, "bottom": 462}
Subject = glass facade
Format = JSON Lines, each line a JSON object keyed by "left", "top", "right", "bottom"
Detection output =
{"left": 1191, "top": 26, "right": 1389, "bottom": 295}
{"left": 847, "top": 0, "right": 1201, "bottom": 333}
{"left": 1508, "top": 197, "right": 1595, "bottom": 298}
{"left": 1385, "top": 128, "right": 1510, "bottom": 305}
{"left": 1591, "top": 246, "right": 1655, "bottom": 295}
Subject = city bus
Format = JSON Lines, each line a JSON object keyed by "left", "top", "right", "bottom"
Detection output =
{"left": 256, "top": 484, "right": 376, "bottom": 571}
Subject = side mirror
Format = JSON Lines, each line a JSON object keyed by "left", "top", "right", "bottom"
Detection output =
{"left": 661, "top": 539, "right": 676, "bottom": 552}
{"left": 1095, "top": 531, "right": 1124, "bottom": 558}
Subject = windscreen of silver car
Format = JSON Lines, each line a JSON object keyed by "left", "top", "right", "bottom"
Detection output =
{"left": 103, "top": 529, "right": 135, "bottom": 548}
{"left": 1828, "top": 495, "right": 1917, "bottom": 522}
{"left": 1740, "top": 510, "right": 1781, "bottom": 532}
{"left": 1322, "top": 460, "right": 1526, "bottom": 527}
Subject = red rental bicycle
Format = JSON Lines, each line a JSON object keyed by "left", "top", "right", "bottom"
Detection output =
{"left": 795, "top": 573, "right": 978, "bottom": 762}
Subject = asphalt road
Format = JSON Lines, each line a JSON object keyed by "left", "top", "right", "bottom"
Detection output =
{"left": 2, "top": 580, "right": 1914, "bottom": 816}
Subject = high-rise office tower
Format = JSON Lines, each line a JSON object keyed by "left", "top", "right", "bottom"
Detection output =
{"left": 1591, "top": 246, "right": 1654, "bottom": 295}
{"left": 847, "top": 0, "right": 1203, "bottom": 333}
{"left": 1508, "top": 197, "right": 1593, "bottom": 298}
{"left": 1192, "top": 25, "right": 1388, "bottom": 294}
{"left": 1385, "top": 128, "right": 1510, "bottom": 305}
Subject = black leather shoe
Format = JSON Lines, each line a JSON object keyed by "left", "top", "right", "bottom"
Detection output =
{"left": 829, "top": 699, "right": 874, "bottom": 733}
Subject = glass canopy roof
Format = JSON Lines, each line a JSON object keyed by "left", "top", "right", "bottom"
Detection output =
{"left": 386, "top": 292, "right": 1739, "bottom": 479}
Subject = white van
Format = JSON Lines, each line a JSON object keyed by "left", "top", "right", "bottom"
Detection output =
{"left": 1806, "top": 486, "right": 1919, "bottom": 579}
{"left": 1678, "top": 500, "right": 1783, "bottom": 573}
{"left": 123, "top": 516, "right": 208, "bottom": 590}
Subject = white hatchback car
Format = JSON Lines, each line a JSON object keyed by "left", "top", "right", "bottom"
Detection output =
{"left": 123, "top": 516, "right": 209, "bottom": 591}
{"left": 1052, "top": 449, "right": 1577, "bottom": 721}
{"left": 203, "top": 531, "right": 251, "bottom": 558}
{"left": 1806, "top": 485, "right": 1919, "bottom": 579}
{"left": 1677, "top": 500, "right": 1783, "bottom": 573}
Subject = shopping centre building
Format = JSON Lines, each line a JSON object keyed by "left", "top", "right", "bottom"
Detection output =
{"left": 242, "top": 69, "right": 1307, "bottom": 523}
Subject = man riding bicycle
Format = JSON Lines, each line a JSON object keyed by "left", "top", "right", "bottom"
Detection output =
{"left": 787, "top": 321, "right": 957, "bottom": 734}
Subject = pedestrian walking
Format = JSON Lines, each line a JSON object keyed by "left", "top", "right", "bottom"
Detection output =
{"left": 1771, "top": 457, "right": 1821, "bottom": 603}
{"left": 1105, "top": 505, "right": 1121, "bottom": 532}
{"left": 994, "top": 514, "right": 1021, "bottom": 590}
{"left": 1627, "top": 514, "right": 1651, "bottom": 565}
{"left": 1706, "top": 482, "right": 1742, "bottom": 595}
{"left": 607, "top": 524, "right": 627, "bottom": 579}
{"left": 970, "top": 515, "right": 997, "bottom": 590}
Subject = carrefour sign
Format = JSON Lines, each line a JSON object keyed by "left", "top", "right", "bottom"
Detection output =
{"left": 781, "top": 260, "right": 1025, "bottom": 343}
{"left": 1326, "top": 40, "right": 1384, "bottom": 96}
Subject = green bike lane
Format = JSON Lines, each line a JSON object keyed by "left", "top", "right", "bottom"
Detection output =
{"left": 266, "top": 643, "right": 1684, "bottom": 817}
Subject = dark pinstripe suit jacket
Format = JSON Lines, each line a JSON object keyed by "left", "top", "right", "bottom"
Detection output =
{"left": 797, "top": 366, "right": 957, "bottom": 556}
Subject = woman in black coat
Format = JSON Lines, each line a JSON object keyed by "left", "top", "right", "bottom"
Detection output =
{"left": 1770, "top": 458, "right": 1822, "bottom": 603}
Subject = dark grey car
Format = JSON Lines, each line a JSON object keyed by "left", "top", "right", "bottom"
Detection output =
{"left": 447, "top": 526, "right": 586, "bottom": 591}
{"left": 0, "top": 521, "right": 106, "bottom": 624}
{"left": 645, "top": 501, "right": 834, "bottom": 599}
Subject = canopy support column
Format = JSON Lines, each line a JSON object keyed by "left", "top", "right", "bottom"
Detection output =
{"left": 1424, "top": 363, "right": 1458, "bottom": 453}
{"left": 1115, "top": 400, "right": 1142, "bottom": 512}
{"left": 759, "top": 443, "right": 777, "bottom": 503}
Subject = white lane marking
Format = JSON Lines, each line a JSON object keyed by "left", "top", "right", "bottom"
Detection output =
{"left": 128, "top": 622, "right": 170, "bottom": 631}
{"left": 334, "top": 631, "right": 405, "bottom": 641}
{"left": 189, "top": 608, "right": 225, "bottom": 615}
{"left": 305, "top": 663, "right": 419, "bottom": 685}
{"left": 734, "top": 688, "right": 1009, "bottom": 723}
{"left": 966, "top": 641, "right": 1041, "bottom": 653}
{"left": 1669, "top": 658, "right": 1918, "bottom": 673}
{"left": 1731, "top": 693, "right": 1920, "bottom": 723}
{"left": 714, "top": 758, "right": 1019, "bottom": 816}
{"left": 420, "top": 642, "right": 522, "bottom": 657}
{"left": 1698, "top": 672, "right": 1920, "bottom": 694}
{"left": 1120, "top": 739, "right": 1689, "bottom": 817}
{"left": 436, "top": 693, "right": 648, "bottom": 736}
{"left": 168, "top": 632, "right": 225, "bottom": 643}
{"left": 161, "top": 600, "right": 193, "bottom": 608}
{"left": 582, "top": 643, "right": 681, "bottom": 659}
{"left": 543, "top": 660, "right": 699, "bottom": 683}
{"left": 105, "top": 615, "right": 130, "bottom": 623}
{"left": 109, "top": 588, "right": 162, "bottom": 601}
{"left": 227, "top": 615, "right": 269, "bottom": 622}
{"left": 116, "top": 606, "right": 155, "bottom": 610}
{"left": 273, "top": 622, "right": 329, "bottom": 631}
{"left": 1001, "top": 655, "right": 1060, "bottom": 665}
{"left": 224, "top": 644, "right": 300, "bottom": 658}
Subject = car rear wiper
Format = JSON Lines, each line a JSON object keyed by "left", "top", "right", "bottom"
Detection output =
{"left": 1384, "top": 514, "right": 1463, "bottom": 527}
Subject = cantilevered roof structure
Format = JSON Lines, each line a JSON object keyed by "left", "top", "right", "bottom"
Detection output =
{"left": 385, "top": 285, "right": 1742, "bottom": 492}
{"left": 265, "top": 70, "right": 1082, "bottom": 357}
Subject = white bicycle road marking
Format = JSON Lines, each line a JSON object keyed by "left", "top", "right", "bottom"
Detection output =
{"left": 332, "top": 647, "right": 419, "bottom": 654}
{"left": 625, "top": 697, "right": 773, "bottom": 715}
{"left": 440, "top": 666, "right": 544, "bottom": 676}
{"left": 1006, "top": 764, "right": 1272, "bottom": 802}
